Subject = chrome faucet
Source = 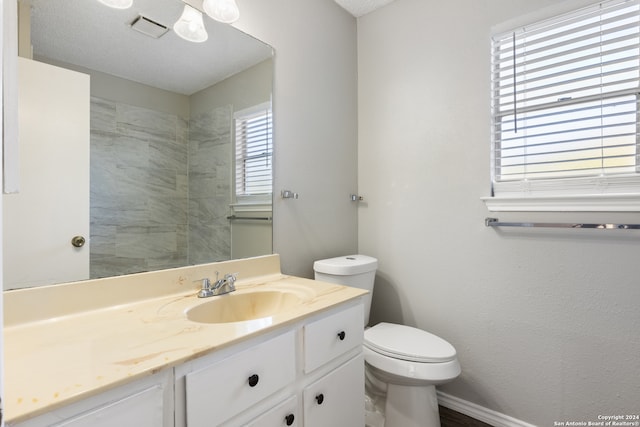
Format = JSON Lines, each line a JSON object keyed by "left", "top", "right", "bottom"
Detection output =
{"left": 196, "top": 272, "right": 238, "bottom": 298}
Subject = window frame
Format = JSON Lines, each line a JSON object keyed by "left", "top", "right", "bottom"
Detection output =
{"left": 484, "top": 0, "right": 640, "bottom": 212}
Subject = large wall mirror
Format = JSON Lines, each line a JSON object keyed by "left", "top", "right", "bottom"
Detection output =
{"left": 3, "top": 0, "right": 274, "bottom": 290}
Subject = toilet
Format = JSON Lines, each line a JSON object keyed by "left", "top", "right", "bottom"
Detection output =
{"left": 313, "top": 255, "right": 461, "bottom": 427}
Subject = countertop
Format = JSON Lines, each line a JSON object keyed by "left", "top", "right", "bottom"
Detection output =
{"left": 3, "top": 255, "right": 367, "bottom": 424}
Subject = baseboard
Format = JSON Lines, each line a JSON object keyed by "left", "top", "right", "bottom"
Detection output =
{"left": 437, "top": 391, "right": 537, "bottom": 427}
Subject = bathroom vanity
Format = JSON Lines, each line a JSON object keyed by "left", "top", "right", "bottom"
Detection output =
{"left": 4, "top": 255, "right": 367, "bottom": 426}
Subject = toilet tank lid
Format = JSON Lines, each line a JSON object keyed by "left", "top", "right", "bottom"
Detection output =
{"left": 313, "top": 255, "right": 378, "bottom": 275}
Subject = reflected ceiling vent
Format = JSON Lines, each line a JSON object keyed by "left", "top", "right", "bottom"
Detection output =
{"left": 130, "top": 15, "right": 169, "bottom": 39}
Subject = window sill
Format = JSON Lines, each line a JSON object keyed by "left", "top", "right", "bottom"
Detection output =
{"left": 482, "top": 194, "right": 640, "bottom": 212}
{"left": 231, "top": 202, "right": 272, "bottom": 213}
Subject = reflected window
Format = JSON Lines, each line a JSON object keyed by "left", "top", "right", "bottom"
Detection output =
{"left": 234, "top": 102, "right": 273, "bottom": 203}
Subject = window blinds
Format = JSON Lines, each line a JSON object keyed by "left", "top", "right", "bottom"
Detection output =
{"left": 491, "top": 0, "right": 640, "bottom": 185}
{"left": 234, "top": 106, "right": 273, "bottom": 196}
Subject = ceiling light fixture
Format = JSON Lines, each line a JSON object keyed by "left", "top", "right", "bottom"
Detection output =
{"left": 202, "top": 0, "right": 240, "bottom": 24}
{"left": 173, "top": 4, "right": 208, "bottom": 43}
{"left": 97, "top": 0, "right": 133, "bottom": 9}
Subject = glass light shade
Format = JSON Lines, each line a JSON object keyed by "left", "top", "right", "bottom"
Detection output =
{"left": 97, "top": 0, "right": 133, "bottom": 9}
{"left": 203, "top": 0, "right": 240, "bottom": 24}
{"left": 173, "top": 5, "right": 208, "bottom": 43}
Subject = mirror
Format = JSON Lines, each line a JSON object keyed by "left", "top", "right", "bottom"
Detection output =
{"left": 4, "top": 0, "right": 274, "bottom": 289}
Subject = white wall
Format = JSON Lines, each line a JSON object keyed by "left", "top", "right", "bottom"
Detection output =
{"left": 235, "top": 0, "right": 359, "bottom": 276}
{"left": 190, "top": 58, "right": 272, "bottom": 116}
{"left": 358, "top": 0, "right": 640, "bottom": 425}
{"left": 40, "top": 58, "right": 190, "bottom": 118}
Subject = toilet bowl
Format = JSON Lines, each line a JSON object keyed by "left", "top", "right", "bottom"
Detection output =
{"left": 314, "top": 255, "right": 461, "bottom": 427}
{"left": 363, "top": 322, "right": 461, "bottom": 427}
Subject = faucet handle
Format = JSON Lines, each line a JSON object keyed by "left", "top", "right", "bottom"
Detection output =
{"left": 194, "top": 277, "right": 211, "bottom": 289}
{"left": 224, "top": 273, "right": 238, "bottom": 289}
{"left": 195, "top": 277, "right": 213, "bottom": 298}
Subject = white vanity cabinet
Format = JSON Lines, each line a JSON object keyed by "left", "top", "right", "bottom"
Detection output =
{"left": 9, "top": 299, "right": 364, "bottom": 427}
{"left": 8, "top": 370, "right": 173, "bottom": 427}
{"left": 175, "top": 300, "right": 365, "bottom": 427}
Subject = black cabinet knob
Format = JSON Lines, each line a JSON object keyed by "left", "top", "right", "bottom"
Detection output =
{"left": 285, "top": 413, "right": 295, "bottom": 425}
{"left": 248, "top": 374, "right": 259, "bottom": 387}
{"left": 315, "top": 393, "right": 324, "bottom": 405}
{"left": 337, "top": 331, "right": 346, "bottom": 341}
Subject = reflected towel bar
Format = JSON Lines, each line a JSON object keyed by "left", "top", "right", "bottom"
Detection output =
{"left": 485, "top": 217, "right": 640, "bottom": 230}
{"left": 227, "top": 215, "right": 272, "bottom": 221}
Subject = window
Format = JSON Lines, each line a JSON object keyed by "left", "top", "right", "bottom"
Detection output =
{"left": 234, "top": 103, "right": 273, "bottom": 204}
{"left": 489, "top": 0, "right": 640, "bottom": 209}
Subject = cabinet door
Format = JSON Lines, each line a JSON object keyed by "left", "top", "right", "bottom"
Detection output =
{"left": 303, "top": 354, "right": 364, "bottom": 427}
{"left": 53, "top": 385, "right": 164, "bottom": 427}
{"left": 10, "top": 372, "right": 172, "bottom": 427}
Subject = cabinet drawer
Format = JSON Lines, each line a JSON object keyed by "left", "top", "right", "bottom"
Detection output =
{"left": 303, "top": 354, "right": 364, "bottom": 427}
{"left": 303, "top": 303, "right": 363, "bottom": 373}
{"left": 243, "top": 396, "right": 298, "bottom": 427}
{"left": 185, "top": 331, "right": 296, "bottom": 426}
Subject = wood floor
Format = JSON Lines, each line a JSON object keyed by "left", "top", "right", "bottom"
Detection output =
{"left": 440, "top": 405, "right": 494, "bottom": 427}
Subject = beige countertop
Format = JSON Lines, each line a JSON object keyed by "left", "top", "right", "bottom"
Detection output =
{"left": 3, "top": 255, "right": 366, "bottom": 424}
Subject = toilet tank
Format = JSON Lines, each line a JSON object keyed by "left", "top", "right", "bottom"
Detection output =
{"left": 313, "top": 255, "right": 378, "bottom": 326}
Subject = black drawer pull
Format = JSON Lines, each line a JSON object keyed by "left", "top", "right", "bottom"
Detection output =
{"left": 337, "top": 331, "right": 346, "bottom": 341}
{"left": 315, "top": 393, "right": 324, "bottom": 405}
{"left": 285, "top": 413, "right": 295, "bottom": 425}
{"left": 248, "top": 374, "right": 259, "bottom": 387}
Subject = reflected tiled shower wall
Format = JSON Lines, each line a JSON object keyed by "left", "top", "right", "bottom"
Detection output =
{"left": 188, "top": 106, "right": 232, "bottom": 265}
{"left": 90, "top": 97, "right": 232, "bottom": 279}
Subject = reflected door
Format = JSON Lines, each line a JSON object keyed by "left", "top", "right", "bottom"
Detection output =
{"left": 3, "top": 58, "right": 90, "bottom": 289}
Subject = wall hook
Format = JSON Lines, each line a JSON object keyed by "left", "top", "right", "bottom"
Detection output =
{"left": 281, "top": 190, "right": 298, "bottom": 199}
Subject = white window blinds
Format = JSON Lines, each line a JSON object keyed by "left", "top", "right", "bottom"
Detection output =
{"left": 491, "top": 0, "right": 640, "bottom": 198}
{"left": 234, "top": 104, "right": 273, "bottom": 198}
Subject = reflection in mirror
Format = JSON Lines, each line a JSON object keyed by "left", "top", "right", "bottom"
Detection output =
{"left": 3, "top": 0, "right": 274, "bottom": 289}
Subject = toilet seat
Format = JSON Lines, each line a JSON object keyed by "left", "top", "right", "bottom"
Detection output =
{"left": 364, "top": 322, "right": 457, "bottom": 363}
{"left": 363, "top": 323, "right": 461, "bottom": 385}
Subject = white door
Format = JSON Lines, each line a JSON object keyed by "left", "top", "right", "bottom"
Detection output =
{"left": 3, "top": 58, "right": 90, "bottom": 289}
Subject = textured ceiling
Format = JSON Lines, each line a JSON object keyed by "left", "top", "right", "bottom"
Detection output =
{"left": 334, "top": 0, "right": 396, "bottom": 17}
{"left": 29, "top": 0, "right": 273, "bottom": 95}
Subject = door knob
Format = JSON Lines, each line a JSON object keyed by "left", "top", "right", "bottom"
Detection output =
{"left": 71, "top": 235, "right": 86, "bottom": 248}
